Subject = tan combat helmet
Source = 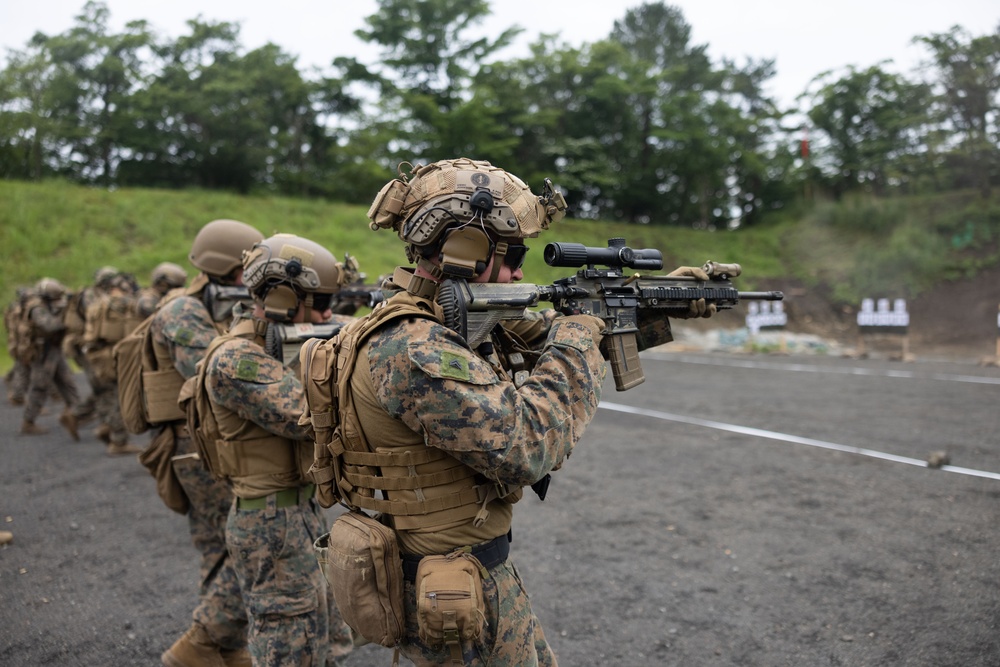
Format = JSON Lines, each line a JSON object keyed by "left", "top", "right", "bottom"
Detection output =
{"left": 150, "top": 262, "right": 188, "bottom": 290}
{"left": 35, "top": 277, "right": 67, "bottom": 301}
{"left": 242, "top": 233, "right": 348, "bottom": 322}
{"left": 367, "top": 157, "right": 567, "bottom": 279}
{"left": 94, "top": 266, "right": 118, "bottom": 289}
{"left": 189, "top": 219, "right": 264, "bottom": 278}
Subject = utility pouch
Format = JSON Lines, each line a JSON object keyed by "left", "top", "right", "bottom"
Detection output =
{"left": 415, "top": 551, "right": 486, "bottom": 660}
{"left": 316, "top": 511, "right": 405, "bottom": 648}
{"left": 87, "top": 345, "right": 117, "bottom": 384}
{"left": 137, "top": 427, "right": 189, "bottom": 515}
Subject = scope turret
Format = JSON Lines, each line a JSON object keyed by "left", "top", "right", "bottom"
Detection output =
{"left": 544, "top": 238, "right": 663, "bottom": 270}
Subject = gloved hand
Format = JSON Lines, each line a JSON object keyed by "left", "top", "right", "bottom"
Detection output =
{"left": 667, "top": 265, "right": 717, "bottom": 319}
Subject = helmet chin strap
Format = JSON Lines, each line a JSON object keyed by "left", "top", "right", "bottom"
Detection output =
{"left": 487, "top": 241, "right": 509, "bottom": 282}
{"left": 416, "top": 256, "right": 444, "bottom": 281}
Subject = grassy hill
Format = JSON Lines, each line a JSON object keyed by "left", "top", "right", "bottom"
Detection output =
{"left": 2, "top": 179, "right": 998, "bottom": 369}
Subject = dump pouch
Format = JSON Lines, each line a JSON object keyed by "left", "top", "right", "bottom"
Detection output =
{"left": 315, "top": 511, "right": 405, "bottom": 648}
{"left": 137, "top": 427, "right": 189, "bottom": 515}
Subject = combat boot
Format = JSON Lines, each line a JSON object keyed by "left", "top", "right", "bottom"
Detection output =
{"left": 106, "top": 441, "right": 142, "bottom": 456}
{"left": 94, "top": 423, "right": 112, "bottom": 444}
{"left": 161, "top": 624, "right": 227, "bottom": 667}
{"left": 20, "top": 421, "right": 49, "bottom": 435}
{"left": 59, "top": 412, "right": 80, "bottom": 442}
{"left": 219, "top": 647, "right": 251, "bottom": 667}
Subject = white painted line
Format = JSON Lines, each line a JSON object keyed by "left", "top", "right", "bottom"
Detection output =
{"left": 641, "top": 353, "right": 1000, "bottom": 385}
{"left": 598, "top": 401, "right": 1000, "bottom": 481}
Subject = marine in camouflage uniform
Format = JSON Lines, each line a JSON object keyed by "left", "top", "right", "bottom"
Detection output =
{"left": 66, "top": 266, "right": 118, "bottom": 427}
{"left": 152, "top": 219, "right": 263, "bottom": 667}
{"left": 137, "top": 262, "right": 188, "bottom": 319}
{"left": 83, "top": 273, "right": 142, "bottom": 455}
{"left": 197, "top": 233, "right": 355, "bottom": 667}
{"left": 20, "top": 279, "right": 80, "bottom": 438}
{"left": 4, "top": 287, "right": 32, "bottom": 405}
{"left": 314, "top": 158, "right": 713, "bottom": 666}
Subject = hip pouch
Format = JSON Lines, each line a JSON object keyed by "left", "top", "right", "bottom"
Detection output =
{"left": 137, "top": 427, "right": 189, "bottom": 515}
{"left": 315, "top": 511, "right": 405, "bottom": 648}
{"left": 415, "top": 552, "right": 486, "bottom": 659}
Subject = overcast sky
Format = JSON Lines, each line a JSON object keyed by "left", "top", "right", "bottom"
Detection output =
{"left": 3, "top": 0, "right": 999, "bottom": 108}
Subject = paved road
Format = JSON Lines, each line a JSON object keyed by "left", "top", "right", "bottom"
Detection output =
{"left": 2, "top": 351, "right": 999, "bottom": 666}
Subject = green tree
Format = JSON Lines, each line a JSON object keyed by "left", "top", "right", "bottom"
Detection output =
{"left": 0, "top": 42, "right": 60, "bottom": 179}
{"left": 916, "top": 24, "right": 1000, "bottom": 197}
{"left": 803, "top": 63, "right": 933, "bottom": 197}
{"left": 0, "top": 1, "right": 152, "bottom": 183}
{"left": 344, "top": 0, "right": 521, "bottom": 162}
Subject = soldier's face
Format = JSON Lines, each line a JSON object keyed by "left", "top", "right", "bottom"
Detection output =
{"left": 472, "top": 253, "right": 524, "bottom": 284}
{"left": 307, "top": 306, "right": 332, "bottom": 324}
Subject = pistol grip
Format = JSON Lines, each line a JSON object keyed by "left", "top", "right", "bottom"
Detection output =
{"left": 604, "top": 331, "right": 645, "bottom": 391}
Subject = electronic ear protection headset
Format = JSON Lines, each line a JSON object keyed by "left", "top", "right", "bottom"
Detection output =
{"left": 437, "top": 226, "right": 493, "bottom": 279}
{"left": 261, "top": 283, "right": 300, "bottom": 322}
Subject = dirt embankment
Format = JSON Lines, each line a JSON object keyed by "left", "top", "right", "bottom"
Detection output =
{"left": 682, "top": 266, "right": 1000, "bottom": 362}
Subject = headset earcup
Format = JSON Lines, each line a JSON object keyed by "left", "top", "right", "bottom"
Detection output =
{"left": 262, "top": 284, "right": 299, "bottom": 321}
{"left": 439, "top": 227, "right": 492, "bottom": 279}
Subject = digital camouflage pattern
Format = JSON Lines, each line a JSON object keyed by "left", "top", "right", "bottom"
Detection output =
{"left": 401, "top": 560, "right": 556, "bottom": 667}
{"left": 353, "top": 292, "right": 607, "bottom": 665}
{"left": 170, "top": 431, "right": 247, "bottom": 649}
{"left": 205, "top": 334, "right": 354, "bottom": 666}
{"left": 65, "top": 285, "right": 103, "bottom": 423}
{"left": 227, "top": 496, "right": 354, "bottom": 667}
{"left": 365, "top": 314, "right": 605, "bottom": 501}
{"left": 150, "top": 294, "right": 221, "bottom": 379}
{"left": 148, "top": 292, "right": 248, "bottom": 650}
{"left": 4, "top": 293, "right": 31, "bottom": 404}
{"left": 6, "top": 361, "right": 29, "bottom": 404}
{"left": 204, "top": 337, "right": 311, "bottom": 441}
{"left": 23, "top": 299, "right": 78, "bottom": 423}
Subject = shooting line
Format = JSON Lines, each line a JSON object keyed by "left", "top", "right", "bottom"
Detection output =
{"left": 598, "top": 401, "right": 1000, "bottom": 482}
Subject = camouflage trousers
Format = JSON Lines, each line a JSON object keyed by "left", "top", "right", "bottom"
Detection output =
{"left": 64, "top": 339, "right": 96, "bottom": 421}
{"left": 399, "top": 558, "right": 557, "bottom": 666}
{"left": 23, "top": 345, "right": 78, "bottom": 423}
{"left": 91, "top": 381, "right": 127, "bottom": 445}
{"left": 171, "top": 434, "right": 248, "bottom": 650}
{"left": 226, "top": 495, "right": 354, "bottom": 667}
{"left": 5, "top": 360, "right": 29, "bottom": 402}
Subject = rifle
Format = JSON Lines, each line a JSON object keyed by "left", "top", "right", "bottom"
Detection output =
{"left": 435, "top": 237, "right": 784, "bottom": 391}
{"left": 264, "top": 322, "right": 344, "bottom": 368}
{"left": 331, "top": 284, "right": 385, "bottom": 316}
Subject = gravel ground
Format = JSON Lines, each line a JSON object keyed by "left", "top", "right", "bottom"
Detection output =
{"left": 2, "top": 345, "right": 999, "bottom": 666}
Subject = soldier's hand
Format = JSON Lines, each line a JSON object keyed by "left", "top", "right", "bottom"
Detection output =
{"left": 553, "top": 314, "right": 606, "bottom": 346}
{"left": 667, "top": 265, "right": 710, "bottom": 281}
{"left": 667, "top": 265, "right": 717, "bottom": 319}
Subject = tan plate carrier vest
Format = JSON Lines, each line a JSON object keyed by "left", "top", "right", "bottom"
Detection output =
{"left": 187, "top": 318, "right": 312, "bottom": 493}
{"left": 301, "top": 290, "right": 516, "bottom": 531}
{"left": 116, "top": 275, "right": 225, "bottom": 434}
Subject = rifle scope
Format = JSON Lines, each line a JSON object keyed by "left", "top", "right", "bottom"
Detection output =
{"left": 544, "top": 238, "right": 663, "bottom": 271}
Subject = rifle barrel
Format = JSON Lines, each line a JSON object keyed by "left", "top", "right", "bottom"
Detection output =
{"left": 738, "top": 291, "right": 784, "bottom": 301}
